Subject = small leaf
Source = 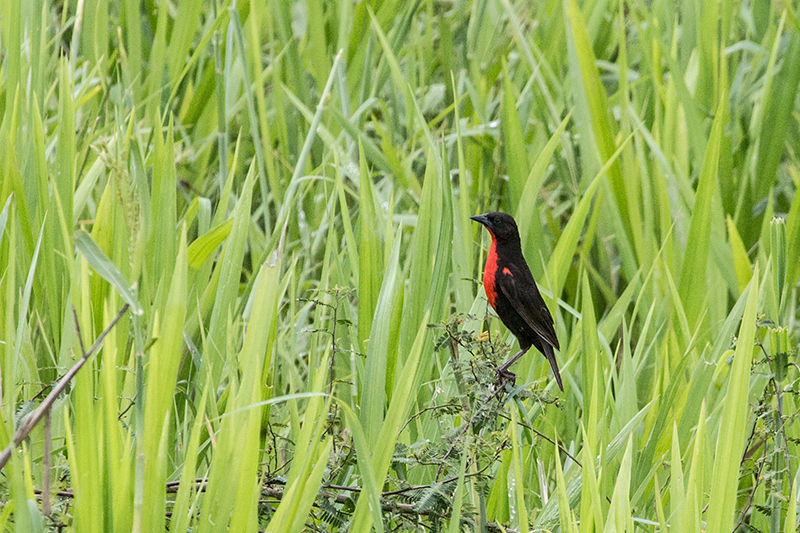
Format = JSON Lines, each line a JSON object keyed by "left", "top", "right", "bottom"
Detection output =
{"left": 74, "top": 231, "right": 143, "bottom": 315}
{"left": 187, "top": 218, "right": 234, "bottom": 269}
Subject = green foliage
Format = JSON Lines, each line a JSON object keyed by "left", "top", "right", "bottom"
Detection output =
{"left": 0, "top": 0, "right": 800, "bottom": 532}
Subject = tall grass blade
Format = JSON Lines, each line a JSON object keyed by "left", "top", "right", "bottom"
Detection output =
{"left": 678, "top": 96, "right": 726, "bottom": 332}
{"left": 705, "top": 265, "right": 760, "bottom": 533}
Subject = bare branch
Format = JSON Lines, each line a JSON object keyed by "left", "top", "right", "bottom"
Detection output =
{"left": 0, "top": 304, "right": 130, "bottom": 471}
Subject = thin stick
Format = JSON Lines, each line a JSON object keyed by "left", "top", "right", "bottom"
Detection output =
{"left": 398, "top": 403, "right": 461, "bottom": 436}
{"left": 757, "top": 331, "right": 794, "bottom": 494}
{"left": 73, "top": 307, "right": 87, "bottom": 357}
{"left": 732, "top": 447, "right": 769, "bottom": 532}
{"left": 496, "top": 412, "right": 582, "bottom": 467}
{"left": 0, "top": 304, "right": 130, "bottom": 471}
{"left": 42, "top": 409, "right": 52, "bottom": 517}
{"left": 435, "top": 421, "right": 472, "bottom": 482}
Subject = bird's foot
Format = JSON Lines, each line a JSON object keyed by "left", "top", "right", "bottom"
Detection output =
{"left": 491, "top": 367, "right": 516, "bottom": 401}
{"left": 497, "top": 367, "right": 516, "bottom": 386}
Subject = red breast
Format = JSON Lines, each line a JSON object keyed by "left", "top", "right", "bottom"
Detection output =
{"left": 483, "top": 234, "right": 498, "bottom": 308}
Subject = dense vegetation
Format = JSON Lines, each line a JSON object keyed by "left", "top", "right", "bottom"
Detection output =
{"left": 1, "top": 0, "right": 799, "bottom": 531}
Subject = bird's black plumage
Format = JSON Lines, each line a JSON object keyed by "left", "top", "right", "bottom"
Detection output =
{"left": 471, "top": 212, "right": 563, "bottom": 391}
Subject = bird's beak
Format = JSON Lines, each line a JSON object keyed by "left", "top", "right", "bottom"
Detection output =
{"left": 470, "top": 214, "right": 490, "bottom": 226}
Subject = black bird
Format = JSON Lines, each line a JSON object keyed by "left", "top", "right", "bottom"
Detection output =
{"left": 471, "top": 212, "right": 563, "bottom": 391}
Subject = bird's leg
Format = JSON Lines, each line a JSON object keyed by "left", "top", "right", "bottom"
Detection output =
{"left": 498, "top": 345, "right": 530, "bottom": 374}
{"left": 495, "top": 346, "right": 530, "bottom": 390}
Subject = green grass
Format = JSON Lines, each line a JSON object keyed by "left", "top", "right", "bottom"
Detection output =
{"left": 0, "top": 0, "right": 800, "bottom": 531}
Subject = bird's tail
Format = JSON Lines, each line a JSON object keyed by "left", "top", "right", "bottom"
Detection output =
{"left": 543, "top": 343, "right": 563, "bottom": 391}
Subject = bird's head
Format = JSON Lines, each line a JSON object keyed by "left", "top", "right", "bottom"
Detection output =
{"left": 470, "top": 212, "right": 520, "bottom": 244}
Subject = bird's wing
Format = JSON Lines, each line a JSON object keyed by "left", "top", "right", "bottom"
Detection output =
{"left": 496, "top": 264, "right": 560, "bottom": 350}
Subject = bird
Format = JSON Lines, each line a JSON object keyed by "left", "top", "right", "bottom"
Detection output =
{"left": 471, "top": 212, "right": 563, "bottom": 391}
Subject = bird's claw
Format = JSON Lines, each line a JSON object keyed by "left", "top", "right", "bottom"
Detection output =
{"left": 494, "top": 367, "right": 516, "bottom": 394}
